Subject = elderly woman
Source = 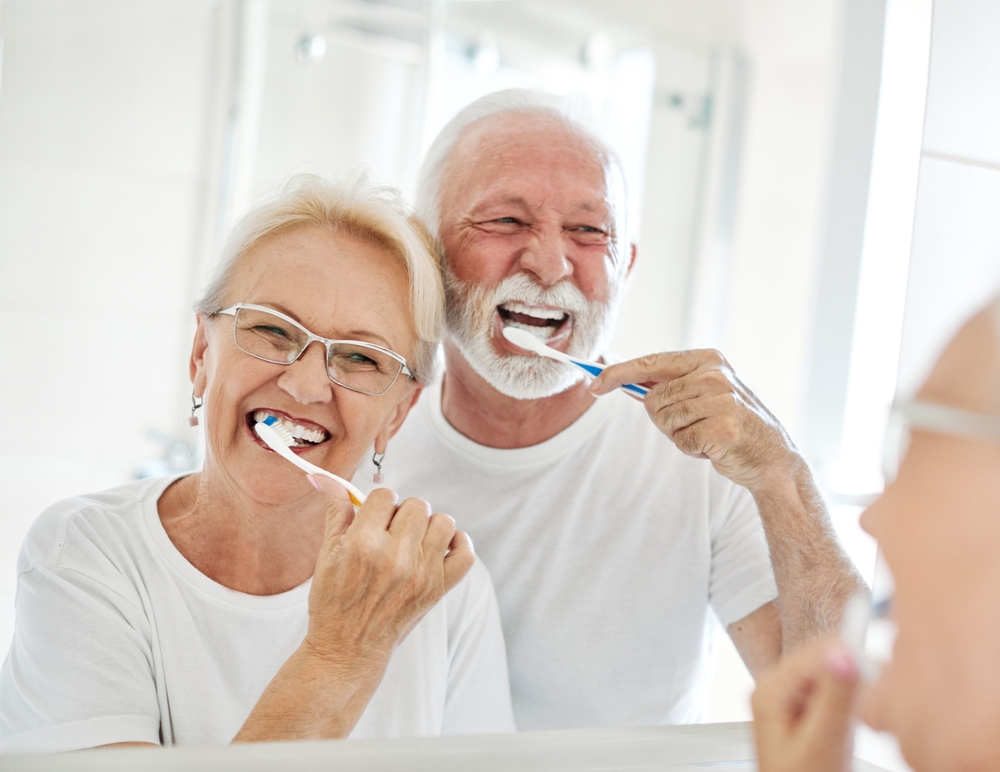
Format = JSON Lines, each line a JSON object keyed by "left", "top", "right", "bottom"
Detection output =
{"left": 751, "top": 295, "right": 1000, "bottom": 772}
{"left": 0, "top": 174, "right": 514, "bottom": 751}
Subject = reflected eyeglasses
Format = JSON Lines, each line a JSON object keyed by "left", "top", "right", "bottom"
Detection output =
{"left": 882, "top": 398, "right": 1000, "bottom": 484}
{"left": 215, "top": 303, "right": 413, "bottom": 396}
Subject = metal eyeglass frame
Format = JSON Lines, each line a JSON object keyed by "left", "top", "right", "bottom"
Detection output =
{"left": 215, "top": 303, "right": 413, "bottom": 396}
{"left": 883, "top": 398, "right": 1000, "bottom": 482}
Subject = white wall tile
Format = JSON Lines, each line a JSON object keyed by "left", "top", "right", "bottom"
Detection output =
{"left": 723, "top": 56, "right": 837, "bottom": 440}
{"left": 0, "top": 163, "right": 199, "bottom": 313}
{"left": 921, "top": 0, "right": 1000, "bottom": 165}
{"left": 0, "top": 1, "right": 217, "bottom": 646}
{"left": 897, "top": 156, "right": 1000, "bottom": 393}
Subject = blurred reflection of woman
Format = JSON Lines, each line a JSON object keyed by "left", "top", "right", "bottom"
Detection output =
{"left": 751, "top": 295, "right": 1000, "bottom": 772}
{"left": 0, "top": 174, "right": 514, "bottom": 752}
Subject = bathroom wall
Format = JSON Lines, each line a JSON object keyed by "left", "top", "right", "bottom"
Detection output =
{"left": 0, "top": 0, "right": 223, "bottom": 648}
{"left": 896, "top": 0, "right": 1000, "bottom": 392}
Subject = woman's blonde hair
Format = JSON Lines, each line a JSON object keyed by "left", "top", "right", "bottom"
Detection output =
{"left": 195, "top": 173, "right": 444, "bottom": 385}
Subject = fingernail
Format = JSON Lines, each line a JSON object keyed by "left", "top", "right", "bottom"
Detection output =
{"left": 825, "top": 645, "right": 857, "bottom": 680}
{"left": 308, "top": 474, "right": 338, "bottom": 495}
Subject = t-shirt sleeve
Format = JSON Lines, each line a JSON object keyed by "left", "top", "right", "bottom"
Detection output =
{"left": 441, "top": 559, "right": 515, "bottom": 734}
{"left": 0, "top": 515, "right": 162, "bottom": 752}
{"left": 707, "top": 480, "right": 779, "bottom": 628}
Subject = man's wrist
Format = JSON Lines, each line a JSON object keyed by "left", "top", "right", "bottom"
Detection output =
{"left": 748, "top": 452, "right": 817, "bottom": 514}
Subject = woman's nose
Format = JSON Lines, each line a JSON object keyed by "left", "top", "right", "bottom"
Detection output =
{"left": 518, "top": 226, "right": 573, "bottom": 286}
{"left": 276, "top": 341, "right": 333, "bottom": 404}
{"left": 859, "top": 499, "right": 881, "bottom": 538}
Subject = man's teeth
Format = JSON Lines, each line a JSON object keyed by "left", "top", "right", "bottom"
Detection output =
{"left": 253, "top": 411, "right": 328, "bottom": 445}
{"left": 499, "top": 302, "right": 567, "bottom": 321}
{"left": 504, "top": 322, "right": 555, "bottom": 341}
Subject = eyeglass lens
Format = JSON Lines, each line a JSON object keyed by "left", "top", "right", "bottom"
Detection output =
{"left": 881, "top": 409, "right": 912, "bottom": 486}
{"left": 232, "top": 306, "right": 403, "bottom": 395}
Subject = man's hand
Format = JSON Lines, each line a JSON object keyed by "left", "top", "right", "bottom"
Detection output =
{"left": 752, "top": 638, "right": 860, "bottom": 772}
{"left": 304, "top": 476, "right": 475, "bottom": 666}
{"left": 591, "top": 349, "right": 802, "bottom": 495}
{"left": 592, "top": 349, "right": 866, "bottom": 653}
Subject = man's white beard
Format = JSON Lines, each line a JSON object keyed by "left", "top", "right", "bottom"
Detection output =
{"left": 444, "top": 270, "right": 622, "bottom": 400}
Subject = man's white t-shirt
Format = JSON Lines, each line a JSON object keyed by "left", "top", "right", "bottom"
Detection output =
{"left": 0, "top": 475, "right": 514, "bottom": 752}
{"left": 357, "top": 383, "right": 778, "bottom": 730}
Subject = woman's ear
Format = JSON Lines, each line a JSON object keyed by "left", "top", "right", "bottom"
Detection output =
{"left": 189, "top": 315, "right": 210, "bottom": 398}
{"left": 373, "top": 382, "right": 423, "bottom": 454}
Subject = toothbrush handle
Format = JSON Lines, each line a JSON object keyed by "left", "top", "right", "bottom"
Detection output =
{"left": 259, "top": 424, "right": 367, "bottom": 506}
{"left": 569, "top": 359, "right": 649, "bottom": 397}
{"left": 290, "top": 453, "right": 367, "bottom": 507}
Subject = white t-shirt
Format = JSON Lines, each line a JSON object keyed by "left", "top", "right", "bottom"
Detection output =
{"left": 0, "top": 475, "right": 514, "bottom": 752}
{"left": 356, "top": 383, "right": 778, "bottom": 730}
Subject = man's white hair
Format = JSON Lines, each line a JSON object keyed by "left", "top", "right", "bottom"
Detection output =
{"left": 414, "top": 88, "right": 630, "bottom": 249}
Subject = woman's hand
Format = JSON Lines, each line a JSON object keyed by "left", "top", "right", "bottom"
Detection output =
{"left": 303, "top": 474, "right": 475, "bottom": 666}
{"left": 751, "top": 638, "right": 860, "bottom": 772}
{"left": 233, "top": 475, "right": 474, "bottom": 743}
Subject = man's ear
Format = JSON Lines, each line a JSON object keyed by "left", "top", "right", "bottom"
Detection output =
{"left": 189, "top": 315, "right": 210, "bottom": 398}
{"left": 373, "top": 382, "right": 423, "bottom": 454}
{"left": 626, "top": 242, "right": 638, "bottom": 277}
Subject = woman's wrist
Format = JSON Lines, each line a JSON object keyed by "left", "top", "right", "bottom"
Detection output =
{"left": 232, "top": 641, "right": 390, "bottom": 743}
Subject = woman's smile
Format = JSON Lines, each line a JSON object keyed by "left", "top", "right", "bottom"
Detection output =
{"left": 247, "top": 408, "right": 332, "bottom": 452}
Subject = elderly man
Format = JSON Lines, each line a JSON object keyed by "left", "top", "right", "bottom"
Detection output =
{"left": 360, "top": 89, "right": 864, "bottom": 729}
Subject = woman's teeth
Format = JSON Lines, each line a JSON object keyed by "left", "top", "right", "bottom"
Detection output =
{"left": 253, "top": 411, "right": 328, "bottom": 446}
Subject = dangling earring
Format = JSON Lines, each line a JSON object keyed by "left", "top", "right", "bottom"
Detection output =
{"left": 372, "top": 451, "right": 385, "bottom": 485}
{"left": 189, "top": 393, "right": 204, "bottom": 427}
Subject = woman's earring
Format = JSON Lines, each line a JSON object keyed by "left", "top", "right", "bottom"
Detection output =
{"left": 372, "top": 451, "right": 385, "bottom": 485}
{"left": 189, "top": 393, "right": 204, "bottom": 427}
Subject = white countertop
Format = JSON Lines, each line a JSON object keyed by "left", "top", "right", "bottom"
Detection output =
{"left": 0, "top": 721, "right": 906, "bottom": 772}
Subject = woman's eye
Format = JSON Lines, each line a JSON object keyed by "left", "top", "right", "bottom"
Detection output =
{"left": 332, "top": 350, "right": 381, "bottom": 372}
{"left": 252, "top": 324, "right": 290, "bottom": 338}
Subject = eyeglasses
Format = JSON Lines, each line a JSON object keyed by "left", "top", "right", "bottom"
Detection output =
{"left": 882, "top": 398, "right": 1000, "bottom": 484}
{"left": 215, "top": 303, "right": 413, "bottom": 396}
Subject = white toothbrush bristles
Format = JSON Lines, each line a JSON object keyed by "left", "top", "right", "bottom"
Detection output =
{"left": 258, "top": 418, "right": 294, "bottom": 445}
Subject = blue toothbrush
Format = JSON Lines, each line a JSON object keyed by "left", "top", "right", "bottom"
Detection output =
{"left": 501, "top": 326, "right": 649, "bottom": 397}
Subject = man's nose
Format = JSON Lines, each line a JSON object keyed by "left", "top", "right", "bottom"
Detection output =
{"left": 517, "top": 225, "right": 573, "bottom": 286}
{"left": 276, "top": 340, "right": 333, "bottom": 405}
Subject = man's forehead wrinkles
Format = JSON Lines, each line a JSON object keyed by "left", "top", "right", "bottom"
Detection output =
{"left": 465, "top": 186, "right": 612, "bottom": 217}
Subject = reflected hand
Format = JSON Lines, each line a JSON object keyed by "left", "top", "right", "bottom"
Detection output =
{"left": 591, "top": 349, "right": 802, "bottom": 493}
{"left": 304, "top": 475, "right": 475, "bottom": 667}
{"left": 751, "top": 638, "right": 859, "bottom": 772}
